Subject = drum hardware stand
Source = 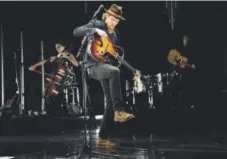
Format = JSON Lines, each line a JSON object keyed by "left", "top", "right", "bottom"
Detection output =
{"left": 63, "top": 88, "right": 69, "bottom": 107}
{"left": 19, "top": 31, "right": 25, "bottom": 116}
{"left": 142, "top": 73, "right": 164, "bottom": 110}
{"left": 1, "top": 22, "right": 4, "bottom": 108}
{"left": 0, "top": 50, "right": 20, "bottom": 116}
{"left": 142, "top": 75, "right": 155, "bottom": 110}
{"left": 147, "top": 79, "right": 155, "bottom": 110}
{"left": 71, "top": 86, "right": 82, "bottom": 115}
{"left": 71, "top": 87, "right": 76, "bottom": 107}
{"left": 63, "top": 86, "right": 82, "bottom": 116}
{"left": 40, "top": 40, "right": 46, "bottom": 116}
{"left": 147, "top": 86, "right": 155, "bottom": 109}
{"left": 1, "top": 31, "right": 25, "bottom": 116}
{"left": 125, "top": 80, "right": 137, "bottom": 112}
{"left": 156, "top": 73, "right": 163, "bottom": 95}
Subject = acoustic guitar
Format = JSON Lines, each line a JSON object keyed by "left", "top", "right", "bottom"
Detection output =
{"left": 167, "top": 49, "right": 196, "bottom": 69}
{"left": 87, "top": 36, "right": 146, "bottom": 93}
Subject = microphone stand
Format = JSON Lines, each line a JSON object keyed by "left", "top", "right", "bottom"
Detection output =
{"left": 13, "top": 51, "right": 20, "bottom": 106}
{"left": 72, "top": 5, "right": 121, "bottom": 158}
{"left": 74, "top": 5, "right": 103, "bottom": 158}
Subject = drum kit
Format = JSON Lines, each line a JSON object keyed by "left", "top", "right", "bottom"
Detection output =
{"left": 58, "top": 70, "right": 179, "bottom": 115}
{"left": 124, "top": 70, "right": 180, "bottom": 111}
{"left": 34, "top": 65, "right": 180, "bottom": 116}
{"left": 124, "top": 49, "right": 196, "bottom": 111}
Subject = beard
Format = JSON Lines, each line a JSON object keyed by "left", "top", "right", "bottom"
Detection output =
{"left": 107, "top": 24, "right": 115, "bottom": 31}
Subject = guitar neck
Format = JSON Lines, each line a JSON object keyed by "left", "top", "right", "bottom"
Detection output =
{"left": 115, "top": 55, "right": 136, "bottom": 73}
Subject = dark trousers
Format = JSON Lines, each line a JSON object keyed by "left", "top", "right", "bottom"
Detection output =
{"left": 181, "top": 73, "right": 196, "bottom": 108}
{"left": 88, "top": 62, "right": 123, "bottom": 139}
{"left": 176, "top": 69, "right": 197, "bottom": 109}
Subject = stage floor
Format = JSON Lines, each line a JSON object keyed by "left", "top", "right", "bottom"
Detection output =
{"left": 0, "top": 115, "right": 227, "bottom": 158}
{"left": 0, "top": 130, "right": 227, "bottom": 158}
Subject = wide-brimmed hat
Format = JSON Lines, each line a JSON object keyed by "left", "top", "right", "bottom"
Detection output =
{"left": 104, "top": 4, "right": 126, "bottom": 20}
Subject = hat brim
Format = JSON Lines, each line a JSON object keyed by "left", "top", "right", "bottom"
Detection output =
{"left": 104, "top": 8, "right": 126, "bottom": 20}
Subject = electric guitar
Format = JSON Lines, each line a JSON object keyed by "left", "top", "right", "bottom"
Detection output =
{"left": 87, "top": 35, "right": 146, "bottom": 93}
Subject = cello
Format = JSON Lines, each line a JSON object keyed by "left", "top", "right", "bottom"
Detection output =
{"left": 44, "top": 60, "right": 67, "bottom": 98}
{"left": 32, "top": 56, "right": 69, "bottom": 98}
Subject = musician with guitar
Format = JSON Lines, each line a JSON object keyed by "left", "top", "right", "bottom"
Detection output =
{"left": 168, "top": 34, "right": 196, "bottom": 69}
{"left": 73, "top": 4, "right": 143, "bottom": 147}
{"left": 29, "top": 40, "right": 79, "bottom": 114}
{"left": 167, "top": 33, "right": 197, "bottom": 109}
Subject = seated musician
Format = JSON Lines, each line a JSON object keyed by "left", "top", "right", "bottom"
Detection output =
{"left": 29, "top": 40, "right": 79, "bottom": 114}
{"left": 168, "top": 33, "right": 195, "bottom": 69}
{"left": 29, "top": 41, "right": 78, "bottom": 70}
{"left": 73, "top": 4, "right": 137, "bottom": 147}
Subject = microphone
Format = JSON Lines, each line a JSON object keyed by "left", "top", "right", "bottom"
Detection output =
{"left": 92, "top": 4, "right": 104, "bottom": 19}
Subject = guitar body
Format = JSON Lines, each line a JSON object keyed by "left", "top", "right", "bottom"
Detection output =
{"left": 87, "top": 35, "right": 124, "bottom": 67}
{"left": 87, "top": 35, "right": 146, "bottom": 93}
{"left": 90, "top": 36, "right": 117, "bottom": 62}
{"left": 89, "top": 36, "right": 117, "bottom": 62}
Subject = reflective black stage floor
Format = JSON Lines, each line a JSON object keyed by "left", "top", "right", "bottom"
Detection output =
{"left": 0, "top": 113, "right": 227, "bottom": 158}
{"left": 0, "top": 130, "right": 227, "bottom": 158}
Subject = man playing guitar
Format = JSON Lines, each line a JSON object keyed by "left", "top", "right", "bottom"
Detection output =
{"left": 73, "top": 4, "right": 137, "bottom": 147}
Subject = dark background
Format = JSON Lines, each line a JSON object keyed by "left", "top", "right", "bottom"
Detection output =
{"left": 0, "top": 1, "right": 227, "bottom": 118}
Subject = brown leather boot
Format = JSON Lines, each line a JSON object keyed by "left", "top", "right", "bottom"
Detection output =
{"left": 114, "top": 111, "right": 135, "bottom": 122}
{"left": 96, "top": 138, "right": 116, "bottom": 147}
